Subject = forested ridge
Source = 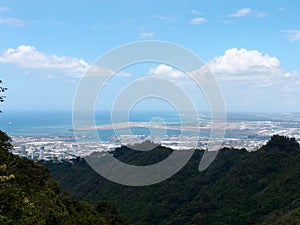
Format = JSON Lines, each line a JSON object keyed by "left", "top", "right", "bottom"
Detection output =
{"left": 45, "top": 135, "right": 300, "bottom": 225}
{"left": 0, "top": 130, "right": 130, "bottom": 225}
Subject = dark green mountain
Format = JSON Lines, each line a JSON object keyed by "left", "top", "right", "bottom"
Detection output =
{"left": 0, "top": 130, "right": 130, "bottom": 225}
{"left": 45, "top": 135, "right": 300, "bottom": 225}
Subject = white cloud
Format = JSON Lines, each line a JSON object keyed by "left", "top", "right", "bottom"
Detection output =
{"left": 148, "top": 49, "right": 300, "bottom": 111}
{"left": 85, "top": 65, "right": 113, "bottom": 77}
{"left": 189, "top": 48, "right": 300, "bottom": 111}
{"left": 0, "top": 45, "right": 132, "bottom": 79}
{"left": 191, "top": 10, "right": 201, "bottom": 15}
{"left": 0, "top": 7, "right": 27, "bottom": 27}
{"left": 0, "top": 45, "right": 89, "bottom": 77}
{"left": 277, "top": 8, "right": 285, "bottom": 12}
{"left": 0, "top": 6, "right": 9, "bottom": 13}
{"left": 282, "top": 30, "right": 300, "bottom": 42}
{"left": 0, "top": 17, "right": 26, "bottom": 27}
{"left": 190, "top": 17, "right": 206, "bottom": 25}
{"left": 229, "top": 8, "right": 267, "bottom": 19}
{"left": 207, "top": 48, "right": 281, "bottom": 74}
{"left": 148, "top": 49, "right": 296, "bottom": 89}
{"left": 140, "top": 32, "right": 155, "bottom": 38}
{"left": 149, "top": 64, "right": 185, "bottom": 78}
{"left": 199, "top": 48, "right": 293, "bottom": 88}
{"left": 229, "top": 8, "right": 251, "bottom": 17}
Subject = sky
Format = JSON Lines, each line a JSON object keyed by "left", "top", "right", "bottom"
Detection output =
{"left": 0, "top": 0, "right": 300, "bottom": 113}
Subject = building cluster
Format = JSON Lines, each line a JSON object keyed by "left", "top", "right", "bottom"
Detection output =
{"left": 10, "top": 119, "right": 300, "bottom": 161}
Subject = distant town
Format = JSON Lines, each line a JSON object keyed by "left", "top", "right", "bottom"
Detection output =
{"left": 10, "top": 118, "right": 300, "bottom": 161}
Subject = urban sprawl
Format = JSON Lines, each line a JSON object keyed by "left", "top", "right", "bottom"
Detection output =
{"left": 11, "top": 119, "right": 300, "bottom": 161}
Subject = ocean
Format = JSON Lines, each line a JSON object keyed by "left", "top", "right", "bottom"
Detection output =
{"left": 1, "top": 110, "right": 300, "bottom": 144}
{"left": 0, "top": 110, "right": 186, "bottom": 141}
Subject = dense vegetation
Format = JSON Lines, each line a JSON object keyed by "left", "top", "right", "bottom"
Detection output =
{"left": 0, "top": 80, "right": 7, "bottom": 113}
{"left": 0, "top": 130, "right": 129, "bottom": 225}
{"left": 46, "top": 135, "right": 300, "bottom": 225}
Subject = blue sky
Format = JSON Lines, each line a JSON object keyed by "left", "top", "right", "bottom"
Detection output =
{"left": 0, "top": 0, "right": 300, "bottom": 112}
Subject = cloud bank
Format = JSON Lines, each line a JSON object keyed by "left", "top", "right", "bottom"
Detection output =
{"left": 149, "top": 48, "right": 299, "bottom": 92}
{"left": 0, "top": 45, "right": 89, "bottom": 77}
{"left": 1, "top": 46, "right": 299, "bottom": 93}
{"left": 205, "top": 48, "right": 285, "bottom": 86}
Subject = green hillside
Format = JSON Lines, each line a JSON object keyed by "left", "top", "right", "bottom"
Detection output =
{"left": 0, "top": 130, "right": 130, "bottom": 225}
{"left": 45, "top": 135, "right": 300, "bottom": 225}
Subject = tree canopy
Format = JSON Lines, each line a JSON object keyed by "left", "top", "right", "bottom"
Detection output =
{"left": 0, "top": 130, "right": 130, "bottom": 225}
{"left": 0, "top": 80, "right": 7, "bottom": 113}
{"left": 45, "top": 135, "right": 300, "bottom": 225}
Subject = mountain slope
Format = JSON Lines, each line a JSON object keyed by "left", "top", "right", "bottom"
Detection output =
{"left": 45, "top": 135, "right": 300, "bottom": 225}
{"left": 0, "top": 130, "right": 130, "bottom": 225}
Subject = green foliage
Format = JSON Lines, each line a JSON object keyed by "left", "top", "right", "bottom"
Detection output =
{"left": 0, "top": 130, "right": 13, "bottom": 153}
{"left": 262, "top": 134, "right": 299, "bottom": 152}
{"left": 96, "top": 201, "right": 130, "bottom": 225}
{"left": 0, "top": 80, "right": 7, "bottom": 113}
{"left": 0, "top": 130, "right": 130, "bottom": 225}
{"left": 0, "top": 80, "right": 7, "bottom": 102}
{"left": 45, "top": 135, "right": 300, "bottom": 225}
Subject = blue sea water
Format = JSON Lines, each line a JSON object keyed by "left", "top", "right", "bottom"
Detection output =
{"left": 0, "top": 110, "right": 184, "bottom": 140}
{"left": 0, "top": 111, "right": 74, "bottom": 137}
{"left": 2, "top": 110, "right": 299, "bottom": 142}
